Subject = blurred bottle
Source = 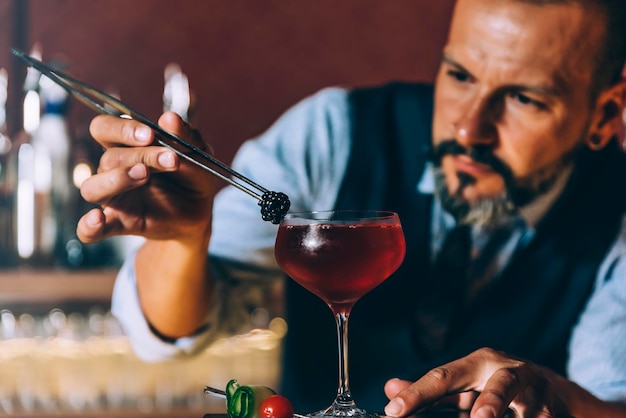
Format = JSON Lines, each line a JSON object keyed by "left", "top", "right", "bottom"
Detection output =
{"left": 60, "top": 125, "right": 124, "bottom": 269}
{"left": 5, "top": 46, "right": 83, "bottom": 268}
{"left": 62, "top": 129, "right": 94, "bottom": 268}
{"left": 28, "top": 68, "right": 73, "bottom": 266}
{"left": 0, "top": 68, "right": 15, "bottom": 267}
{"left": 31, "top": 59, "right": 121, "bottom": 269}
{"left": 163, "top": 63, "right": 191, "bottom": 121}
{"left": 9, "top": 45, "right": 42, "bottom": 265}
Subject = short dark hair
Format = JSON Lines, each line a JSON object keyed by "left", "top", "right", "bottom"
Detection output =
{"left": 517, "top": 0, "right": 626, "bottom": 96}
{"left": 590, "top": 0, "right": 626, "bottom": 92}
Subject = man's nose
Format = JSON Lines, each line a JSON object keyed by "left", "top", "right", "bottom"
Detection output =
{"left": 453, "top": 94, "right": 498, "bottom": 148}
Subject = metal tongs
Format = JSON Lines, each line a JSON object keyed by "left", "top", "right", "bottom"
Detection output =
{"left": 11, "top": 48, "right": 290, "bottom": 223}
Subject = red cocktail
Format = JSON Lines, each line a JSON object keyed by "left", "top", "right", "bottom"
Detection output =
{"left": 275, "top": 210, "right": 406, "bottom": 418}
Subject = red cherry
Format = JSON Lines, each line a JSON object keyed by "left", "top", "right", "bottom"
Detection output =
{"left": 259, "top": 394, "right": 294, "bottom": 418}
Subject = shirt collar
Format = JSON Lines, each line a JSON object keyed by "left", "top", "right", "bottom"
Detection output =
{"left": 518, "top": 164, "right": 573, "bottom": 228}
{"left": 417, "top": 162, "right": 436, "bottom": 194}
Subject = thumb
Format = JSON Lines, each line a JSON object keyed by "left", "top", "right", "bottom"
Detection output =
{"left": 384, "top": 378, "right": 413, "bottom": 399}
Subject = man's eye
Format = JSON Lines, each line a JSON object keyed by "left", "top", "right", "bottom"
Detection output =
{"left": 507, "top": 92, "right": 547, "bottom": 110}
{"left": 447, "top": 70, "right": 471, "bottom": 83}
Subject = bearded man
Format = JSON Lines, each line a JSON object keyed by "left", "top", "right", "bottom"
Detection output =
{"left": 78, "top": 0, "right": 626, "bottom": 416}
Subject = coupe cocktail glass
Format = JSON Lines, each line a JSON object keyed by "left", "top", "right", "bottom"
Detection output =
{"left": 275, "top": 210, "right": 406, "bottom": 418}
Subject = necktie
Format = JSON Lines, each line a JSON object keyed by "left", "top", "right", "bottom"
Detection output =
{"left": 413, "top": 217, "right": 528, "bottom": 358}
{"left": 467, "top": 217, "right": 528, "bottom": 301}
{"left": 413, "top": 224, "right": 472, "bottom": 357}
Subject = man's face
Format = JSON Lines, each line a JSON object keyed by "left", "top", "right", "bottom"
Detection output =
{"left": 432, "top": 0, "right": 605, "bottom": 225}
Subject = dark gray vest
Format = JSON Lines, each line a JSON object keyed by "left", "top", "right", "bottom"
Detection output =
{"left": 281, "top": 82, "right": 626, "bottom": 413}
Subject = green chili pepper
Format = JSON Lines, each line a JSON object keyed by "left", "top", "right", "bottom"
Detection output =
{"left": 226, "top": 379, "right": 277, "bottom": 418}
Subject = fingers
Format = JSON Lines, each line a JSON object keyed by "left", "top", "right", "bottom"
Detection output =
{"left": 89, "top": 111, "right": 207, "bottom": 151}
{"left": 76, "top": 208, "right": 120, "bottom": 243}
{"left": 385, "top": 379, "right": 413, "bottom": 399}
{"left": 97, "top": 146, "right": 178, "bottom": 174}
{"left": 82, "top": 143, "right": 181, "bottom": 204}
{"left": 77, "top": 111, "right": 214, "bottom": 245}
{"left": 433, "top": 391, "right": 479, "bottom": 411}
{"left": 157, "top": 111, "right": 194, "bottom": 139}
{"left": 385, "top": 363, "right": 475, "bottom": 417}
{"left": 90, "top": 115, "right": 155, "bottom": 148}
{"left": 470, "top": 368, "right": 523, "bottom": 418}
{"left": 385, "top": 379, "right": 478, "bottom": 414}
{"left": 77, "top": 205, "right": 134, "bottom": 243}
{"left": 471, "top": 359, "right": 561, "bottom": 417}
{"left": 157, "top": 111, "right": 212, "bottom": 152}
{"left": 384, "top": 348, "right": 569, "bottom": 418}
{"left": 81, "top": 162, "right": 150, "bottom": 205}
{"left": 89, "top": 111, "right": 212, "bottom": 180}
{"left": 76, "top": 208, "right": 105, "bottom": 243}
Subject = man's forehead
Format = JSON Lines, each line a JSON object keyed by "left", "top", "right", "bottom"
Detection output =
{"left": 447, "top": 0, "right": 602, "bottom": 86}
{"left": 450, "top": 0, "right": 599, "bottom": 42}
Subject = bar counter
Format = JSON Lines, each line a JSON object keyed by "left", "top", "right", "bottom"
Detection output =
{"left": 0, "top": 268, "right": 117, "bottom": 312}
{"left": 6, "top": 410, "right": 473, "bottom": 418}
{"left": 9, "top": 411, "right": 226, "bottom": 418}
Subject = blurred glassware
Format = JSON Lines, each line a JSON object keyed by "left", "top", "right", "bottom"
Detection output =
{"left": 0, "top": 307, "right": 286, "bottom": 415}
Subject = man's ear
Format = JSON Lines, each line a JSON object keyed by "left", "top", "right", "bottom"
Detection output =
{"left": 586, "top": 79, "right": 626, "bottom": 150}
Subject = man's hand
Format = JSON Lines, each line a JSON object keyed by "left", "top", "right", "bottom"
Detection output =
{"left": 383, "top": 347, "right": 626, "bottom": 418}
{"left": 77, "top": 111, "right": 217, "bottom": 339}
{"left": 77, "top": 111, "right": 215, "bottom": 245}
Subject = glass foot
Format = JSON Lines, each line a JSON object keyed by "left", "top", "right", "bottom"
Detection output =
{"left": 307, "top": 402, "right": 381, "bottom": 418}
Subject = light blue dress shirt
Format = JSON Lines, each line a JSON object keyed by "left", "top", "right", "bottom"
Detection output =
{"left": 111, "top": 86, "right": 626, "bottom": 403}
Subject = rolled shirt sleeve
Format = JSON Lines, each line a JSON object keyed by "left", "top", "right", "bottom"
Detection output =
{"left": 110, "top": 249, "right": 220, "bottom": 361}
{"left": 110, "top": 87, "right": 352, "bottom": 361}
{"left": 567, "top": 215, "right": 626, "bottom": 403}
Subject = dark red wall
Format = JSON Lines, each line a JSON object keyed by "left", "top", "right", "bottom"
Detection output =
{"left": 1, "top": 0, "right": 455, "bottom": 165}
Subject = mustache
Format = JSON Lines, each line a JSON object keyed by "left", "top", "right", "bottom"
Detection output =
{"left": 432, "top": 139, "right": 513, "bottom": 182}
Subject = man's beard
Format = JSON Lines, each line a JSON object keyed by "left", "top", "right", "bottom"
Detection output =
{"left": 432, "top": 140, "right": 579, "bottom": 227}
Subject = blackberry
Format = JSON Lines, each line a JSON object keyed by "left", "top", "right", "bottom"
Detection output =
{"left": 259, "top": 191, "right": 291, "bottom": 224}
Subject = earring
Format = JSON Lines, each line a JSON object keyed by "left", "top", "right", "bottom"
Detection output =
{"left": 588, "top": 134, "right": 603, "bottom": 150}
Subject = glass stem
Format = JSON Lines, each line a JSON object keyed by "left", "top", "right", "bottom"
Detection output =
{"left": 334, "top": 311, "right": 355, "bottom": 408}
